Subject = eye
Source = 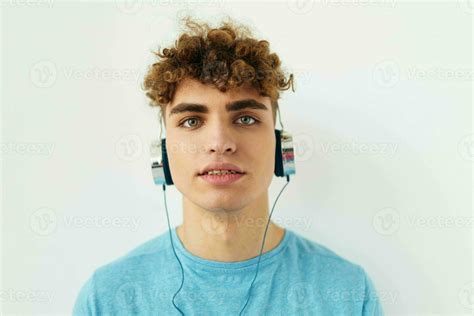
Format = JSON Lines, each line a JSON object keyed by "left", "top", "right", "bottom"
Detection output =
{"left": 179, "top": 117, "right": 201, "bottom": 128}
{"left": 236, "top": 115, "right": 258, "bottom": 125}
{"left": 178, "top": 115, "right": 259, "bottom": 129}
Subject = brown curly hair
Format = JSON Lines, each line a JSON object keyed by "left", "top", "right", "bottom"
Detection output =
{"left": 143, "top": 15, "right": 295, "bottom": 125}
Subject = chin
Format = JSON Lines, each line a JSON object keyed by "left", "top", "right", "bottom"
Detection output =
{"left": 205, "top": 195, "right": 241, "bottom": 207}
{"left": 199, "top": 196, "right": 248, "bottom": 213}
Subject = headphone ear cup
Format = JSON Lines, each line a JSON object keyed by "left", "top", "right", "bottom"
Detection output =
{"left": 274, "top": 129, "right": 284, "bottom": 177}
{"left": 161, "top": 138, "right": 174, "bottom": 185}
{"left": 150, "top": 138, "right": 174, "bottom": 186}
{"left": 274, "top": 129, "right": 296, "bottom": 177}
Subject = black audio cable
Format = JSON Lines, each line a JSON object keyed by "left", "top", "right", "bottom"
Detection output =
{"left": 162, "top": 174, "right": 290, "bottom": 315}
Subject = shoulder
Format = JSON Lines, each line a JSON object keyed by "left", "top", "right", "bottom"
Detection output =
{"left": 287, "top": 228, "right": 365, "bottom": 276}
{"left": 72, "top": 231, "right": 172, "bottom": 314}
{"left": 287, "top": 231, "right": 367, "bottom": 290}
{"left": 94, "top": 230, "right": 172, "bottom": 281}
{"left": 285, "top": 229, "right": 384, "bottom": 314}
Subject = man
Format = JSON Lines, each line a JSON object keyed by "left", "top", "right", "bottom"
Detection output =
{"left": 73, "top": 16, "right": 384, "bottom": 315}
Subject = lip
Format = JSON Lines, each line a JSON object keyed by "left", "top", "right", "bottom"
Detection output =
{"left": 198, "top": 162, "right": 245, "bottom": 176}
{"left": 199, "top": 172, "right": 245, "bottom": 185}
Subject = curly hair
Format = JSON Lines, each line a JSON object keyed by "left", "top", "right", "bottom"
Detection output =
{"left": 143, "top": 15, "right": 295, "bottom": 125}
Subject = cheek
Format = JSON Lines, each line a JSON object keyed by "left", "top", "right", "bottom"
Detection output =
{"left": 166, "top": 140, "right": 196, "bottom": 181}
{"left": 251, "top": 138, "right": 275, "bottom": 175}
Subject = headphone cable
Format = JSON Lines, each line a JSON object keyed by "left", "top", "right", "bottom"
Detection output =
{"left": 162, "top": 174, "right": 290, "bottom": 315}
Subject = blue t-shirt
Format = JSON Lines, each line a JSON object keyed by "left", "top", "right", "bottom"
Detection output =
{"left": 73, "top": 227, "right": 384, "bottom": 315}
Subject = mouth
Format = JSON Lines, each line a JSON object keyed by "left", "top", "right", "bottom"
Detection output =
{"left": 198, "top": 170, "right": 246, "bottom": 176}
{"left": 198, "top": 170, "right": 246, "bottom": 185}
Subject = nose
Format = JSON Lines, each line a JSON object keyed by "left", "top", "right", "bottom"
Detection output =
{"left": 205, "top": 121, "right": 237, "bottom": 155}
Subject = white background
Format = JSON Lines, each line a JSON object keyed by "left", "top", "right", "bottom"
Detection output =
{"left": 1, "top": 0, "right": 472, "bottom": 315}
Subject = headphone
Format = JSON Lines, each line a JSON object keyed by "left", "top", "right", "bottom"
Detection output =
{"left": 149, "top": 107, "right": 296, "bottom": 315}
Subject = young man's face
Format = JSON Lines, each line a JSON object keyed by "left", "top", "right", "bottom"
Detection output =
{"left": 164, "top": 77, "right": 276, "bottom": 213}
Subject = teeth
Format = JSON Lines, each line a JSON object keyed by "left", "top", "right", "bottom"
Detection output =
{"left": 205, "top": 170, "right": 238, "bottom": 175}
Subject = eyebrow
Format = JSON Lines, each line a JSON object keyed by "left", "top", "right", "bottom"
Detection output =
{"left": 169, "top": 98, "right": 268, "bottom": 117}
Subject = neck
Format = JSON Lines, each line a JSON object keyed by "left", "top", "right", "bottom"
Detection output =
{"left": 176, "top": 191, "right": 285, "bottom": 262}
